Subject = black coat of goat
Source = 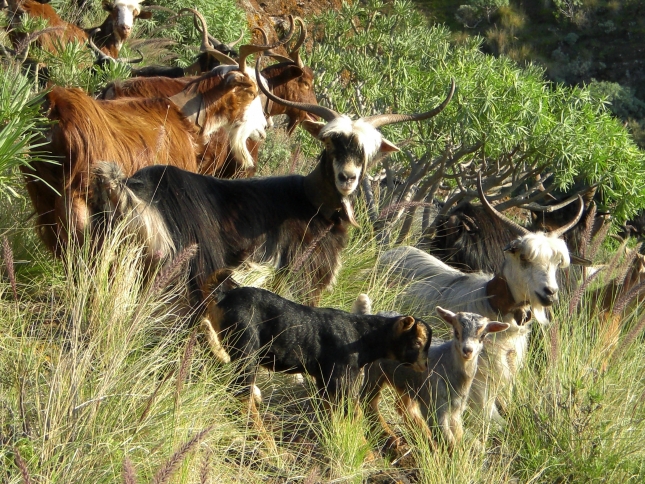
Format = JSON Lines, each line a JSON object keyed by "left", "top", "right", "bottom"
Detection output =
{"left": 90, "top": 67, "right": 454, "bottom": 306}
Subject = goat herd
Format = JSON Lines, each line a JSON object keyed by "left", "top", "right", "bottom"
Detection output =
{"left": 3, "top": 0, "right": 641, "bottom": 458}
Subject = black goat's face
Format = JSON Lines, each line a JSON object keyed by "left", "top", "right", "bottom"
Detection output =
{"left": 303, "top": 116, "right": 399, "bottom": 197}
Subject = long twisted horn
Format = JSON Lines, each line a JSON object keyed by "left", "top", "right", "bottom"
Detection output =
{"left": 363, "top": 79, "right": 455, "bottom": 128}
{"left": 288, "top": 17, "right": 306, "bottom": 68}
{"left": 15, "top": 26, "right": 65, "bottom": 63}
{"left": 547, "top": 196, "right": 584, "bottom": 238}
{"left": 255, "top": 56, "right": 340, "bottom": 122}
{"left": 477, "top": 172, "right": 530, "bottom": 237}
{"left": 252, "top": 26, "right": 295, "bottom": 63}
{"left": 87, "top": 35, "right": 142, "bottom": 64}
{"left": 177, "top": 8, "right": 209, "bottom": 52}
{"left": 238, "top": 15, "right": 295, "bottom": 69}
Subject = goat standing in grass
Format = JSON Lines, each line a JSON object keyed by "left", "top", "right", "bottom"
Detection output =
{"left": 381, "top": 173, "right": 583, "bottom": 427}
{"left": 90, "top": 62, "right": 455, "bottom": 305}
{"left": 360, "top": 302, "right": 508, "bottom": 452}
{"left": 201, "top": 270, "right": 431, "bottom": 453}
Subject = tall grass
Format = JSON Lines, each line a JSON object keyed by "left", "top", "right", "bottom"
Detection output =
{"left": 2, "top": 210, "right": 645, "bottom": 482}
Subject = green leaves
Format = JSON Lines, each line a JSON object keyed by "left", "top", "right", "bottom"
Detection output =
{"left": 308, "top": 2, "right": 645, "bottom": 220}
{"left": 0, "top": 66, "right": 50, "bottom": 203}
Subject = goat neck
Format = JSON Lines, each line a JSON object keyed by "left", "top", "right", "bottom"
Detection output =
{"left": 304, "top": 156, "right": 358, "bottom": 227}
{"left": 485, "top": 274, "right": 530, "bottom": 324}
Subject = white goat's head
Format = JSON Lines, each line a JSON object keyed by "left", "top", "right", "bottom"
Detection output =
{"left": 477, "top": 174, "right": 583, "bottom": 324}
{"left": 104, "top": 0, "right": 151, "bottom": 42}
{"left": 436, "top": 306, "right": 509, "bottom": 361}
{"left": 256, "top": 62, "right": 456, "bottom": 198}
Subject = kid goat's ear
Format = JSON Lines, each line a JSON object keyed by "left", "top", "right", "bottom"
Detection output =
{"left": 485, "top": 321, "right": 510, "bottom": 335}
{"left": 435, "top": 306, "right": 457, "bottom": 326}
{"left": 201, "top": 269, "right": 237, "bottom": 303}
{"left": 395, "top": 316, "right": 416, "bottom": 334}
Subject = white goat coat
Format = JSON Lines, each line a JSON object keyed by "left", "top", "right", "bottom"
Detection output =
{"left": 381, "top": 246, "right": 532, "bottom": 425}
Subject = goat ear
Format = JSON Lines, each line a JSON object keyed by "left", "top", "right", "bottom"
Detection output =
{"left": 301, "top": 120, "right": 326, "bottom": 139}
{"left": 435, "top": 306, "right": 457, "bottom": 327}
{"left": 137, "top": 10, "right": 154, "bottom": 20}
{"left": 225, "top": 72, "right": 254, "bottom": 90}
{"left": 485, "top": 321, "right": 510, "bottom": 334}
{"left": 379, "top": 138, "right": 400, "bottom": 153}
{"left": 394, "top": 316, "right": 416, "bottom": 335}
{"left": 102, "top": 0, "right": 114, "bottom": 12}
{"left": 201, "top": 269, "right": 238, "bottom": 303}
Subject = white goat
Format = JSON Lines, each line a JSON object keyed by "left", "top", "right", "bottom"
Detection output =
{"left": 380, "top": 175, "right": 583, "bottom": 426}
{"left": 362, "top": 305, "right": 508, "bottom": 451}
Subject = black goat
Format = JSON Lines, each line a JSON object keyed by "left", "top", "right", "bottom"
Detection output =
{"left": 419, "top": 188, "right": 598, "bottom": 276}
{"left": 90, "top": 73, "right": 455, "bottom": 305}
{"left": 201, "top": 270, "right": 431, "bottom": 403}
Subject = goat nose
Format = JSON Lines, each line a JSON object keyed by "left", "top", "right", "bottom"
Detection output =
{"left": 544, "top": 286, "right": 557, "bottom": 296}
{"left": 462, "top": 347, "right": 473, "bottom": 359}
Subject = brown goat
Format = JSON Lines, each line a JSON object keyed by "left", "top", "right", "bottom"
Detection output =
{"left": 99, "top": 62, "right": 306, "bottom": 177}
{"left": 24, "top": 66, "right": 264, "bottom": 254}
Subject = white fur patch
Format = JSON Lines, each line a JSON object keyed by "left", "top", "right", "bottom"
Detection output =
{"left": 522, "top": 233, "right": 571, "bottom": 268}
{"left": 320, "top": 116, "right": 384, "bottom": 163}
{"left": 228, "top": 96, "right": 266, "bottom": 169}
{"left": 114, "top": 0, "right": 142, "bottom": 36}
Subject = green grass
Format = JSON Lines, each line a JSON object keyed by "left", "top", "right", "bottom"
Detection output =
{"left": 2, "top": 209, "right": 645, "bottom": 482}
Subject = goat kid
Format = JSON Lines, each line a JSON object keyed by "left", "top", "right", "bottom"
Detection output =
{"left": 89, "top": 73, "right": 455, "bottom": 305}
{"left": 360, "top": 303, "right": 508, "bottom": 452}
{"left": 381, "top": 173, "right": 583, "bottom": 427}
{"left": 26, "top": 61, "right": 264, "bottom": 255}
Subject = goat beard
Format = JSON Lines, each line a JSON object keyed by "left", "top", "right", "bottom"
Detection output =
{"left": 528, "top": 296, "right": 549, "bottom": 325}
{"left": 341, "top": 198, "right": 359, "bottom": 228}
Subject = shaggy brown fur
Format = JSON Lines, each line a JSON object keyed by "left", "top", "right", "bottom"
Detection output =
{"left": 8, "top": 0, "right": 88, "bottom": 54}
{"left": 25, "top": 69, "right": 258, "bottom": 254}
{"left": 99, "top": 62, "right": 311, "bottom": 177}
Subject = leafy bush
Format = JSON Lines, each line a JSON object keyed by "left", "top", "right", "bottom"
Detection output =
{"left": 308, "top": 0, "right": 645, "bottom": 223}
{"left": 0, "top": 65, "right": 49, "bottom": 202}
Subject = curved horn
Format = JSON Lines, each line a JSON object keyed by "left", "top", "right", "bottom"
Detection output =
{"left": 121, "top": 49, "right": 144, "bottom": 64}
{"left": 288, "top": 17, "right": 306, "bottom": 68}
{"left": 252, "top": 26, "right": 269, "bottom": 44}
{"left": 203, "top": 47, "right": 237, "bottom": 66}
{"left": 255, "top": 56, "right": 340, "bottom": 122}
{"left": 477, "top": 172, "right": 530, "bottom": 237}
{"left": 15, "top": 26, "right": 66, "bottom": 63}
{"left": 238, "top": 15, "right": 295, "bottom": 69}
{"left": 363, "top": 79, "right": 455, "bottom": 128}
{"left": 190, "top": 11, "right": 234, "bottom": 53}
{"left": 178, "top": 8, "right": 209, "bottom": 52}
{"left": 521, "top": 185, "right": 597, "bottom": 212}
{"left": 227, "top": 28, "right": 245, "bottom": 48}
{"left": 252, "top": 27, "right": 295, "bottom": 63}
{"left": 548, "top": 196, "right": 584, "bottom": 238}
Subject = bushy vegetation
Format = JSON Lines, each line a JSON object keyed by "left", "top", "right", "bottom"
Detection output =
{"left": 441, "top": 0, "right": 645, "bottom": 147}
{"left": 1, "top": 0, "right": 645, "bottom": 482}
{"left": 307, "top": 0, "right": 645, "bottom": 225}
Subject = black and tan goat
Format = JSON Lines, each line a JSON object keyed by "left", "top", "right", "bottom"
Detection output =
{"left": 90, "top": 71, "right": 455, "bottom": 305}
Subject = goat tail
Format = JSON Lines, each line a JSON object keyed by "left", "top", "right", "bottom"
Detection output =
{"left": 352, "top": 293, "right": 373, "bottom": 315}
{"left": 201, "top": 269, "right": 239, "bottom": 304}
